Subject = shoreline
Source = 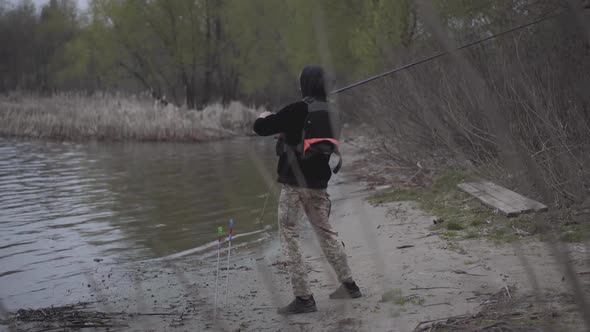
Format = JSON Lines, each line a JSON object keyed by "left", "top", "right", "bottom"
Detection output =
{"left": 0, "top": 133, "right": 257, "bottom": 145}
{"left": 2, "top": 142, "right": 588, "bottom": 331}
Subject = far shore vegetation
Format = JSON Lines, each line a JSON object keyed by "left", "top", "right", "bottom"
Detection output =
{"left": 0, "top": 93, "right": 262, "bottom": 142}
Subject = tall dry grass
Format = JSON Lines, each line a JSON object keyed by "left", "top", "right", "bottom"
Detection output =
{"left": 352, "top": 6, "right": 590, "bottom": 327}
{"left": 357, "top": 9, "right": 590, "bottom": 207}
{"left": 0, "top": 92, "right": 264, "bottom": 142}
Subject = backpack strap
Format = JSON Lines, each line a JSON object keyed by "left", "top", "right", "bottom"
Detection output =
{"left": 333, "top": 150, "right": 342, "bottom": 174}
{"left": 297, "top": 97, "right": 314, "bottom": 153}
{"left": 299, "top": 97, "right": 329, "bottom": 153}
{"left": 308, "top": 101, "right": 330, "bottom": 113}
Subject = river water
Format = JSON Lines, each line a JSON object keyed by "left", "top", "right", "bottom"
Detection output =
{"left": 0, "top": 137, "right": 278, "bottom": 310}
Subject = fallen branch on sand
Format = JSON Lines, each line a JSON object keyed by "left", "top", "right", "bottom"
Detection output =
{"left": 451, "top": 269, "right": 487, "bottom": 277}
{"left": 410, "top": 286, "right": 460, "bottom": 290}
{"left": 414, "top": 285, "right": 571, "bottom": 331}
{"left": 37, "top": 323, "right": 128, "bottom": 331}
{"left": 127, "top": 312, "right": 179, "bottom": 316}
{"left": 6, "top": 303, "right": 181, "bottom": 332}
{"left": 421, "top": 302, "right": 452, "bottom": 307}
{"left": 414, "top": 232, "right": 443, "bottom": 240}
{"left": 414, "top": 314, "right": 471, "bottom": 331}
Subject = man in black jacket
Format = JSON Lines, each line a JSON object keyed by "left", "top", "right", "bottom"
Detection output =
{"left": 253, "top": 66, "right": 361, "bottom": 315}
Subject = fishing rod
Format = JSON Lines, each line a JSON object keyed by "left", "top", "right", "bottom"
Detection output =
{"left": 329, "top": 8, "right": 563, "bottom": 95}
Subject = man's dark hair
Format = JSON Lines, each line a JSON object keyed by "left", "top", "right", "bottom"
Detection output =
{"left": 299, "top": 65, "right": 327, "bottom": 100}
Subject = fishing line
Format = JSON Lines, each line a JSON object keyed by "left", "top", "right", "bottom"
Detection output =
{"left": 224, "top": 219, "right": 234, "bottom": 307}
{"left": 258, "top": 187, "right": 273, "bottom": 225}
{"left": 213, "top": 226, "right": 223, "bottom": 320}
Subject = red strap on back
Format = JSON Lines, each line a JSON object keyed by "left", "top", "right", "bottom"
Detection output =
{"left": 303, "top": 138, "right": 340, "bottom": 153}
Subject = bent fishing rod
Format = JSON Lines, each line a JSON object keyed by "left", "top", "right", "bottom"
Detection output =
{"left": 329, "top": 9, "right": 563, "bottom": 95}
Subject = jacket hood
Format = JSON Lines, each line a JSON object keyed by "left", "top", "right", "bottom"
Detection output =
{"left": 299, "top": 65, "right": 327, "bottom": 100}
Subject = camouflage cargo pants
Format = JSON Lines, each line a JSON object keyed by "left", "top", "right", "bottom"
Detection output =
{"left": 278, "top": 184, "right": 353, "bottom": 297}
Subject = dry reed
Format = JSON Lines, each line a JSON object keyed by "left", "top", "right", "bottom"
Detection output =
{"left": 358, "top": 9, "right": 590, "bottom": 207}
{"left": 0, "top": 92, "right": 263, "bottom": 142}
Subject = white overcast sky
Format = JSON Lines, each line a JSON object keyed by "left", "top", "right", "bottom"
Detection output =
{"left": 10, "top": 0, "right": 89, "bottom": 11}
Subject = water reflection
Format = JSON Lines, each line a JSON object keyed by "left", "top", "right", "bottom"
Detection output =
{"left": 0, "top": 137, "right": 277, "bottom": 309}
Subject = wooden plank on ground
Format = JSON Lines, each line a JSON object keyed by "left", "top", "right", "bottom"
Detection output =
{"left": 458, "top": 182, "right": 522, "bottom": 216}
{"left": 457, "top": 181, "right": 548, "bottom": 217}
{"left": 471, "top": 182, "right": 547, "bottom": 212}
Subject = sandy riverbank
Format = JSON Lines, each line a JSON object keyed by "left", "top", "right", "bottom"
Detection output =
{"left": 2, "top": 141, "right": 588, "bottom": 332}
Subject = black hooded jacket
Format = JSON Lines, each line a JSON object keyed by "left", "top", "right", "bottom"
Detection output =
{"left": 253, "top": 66, "right": 332, "bottom": 189}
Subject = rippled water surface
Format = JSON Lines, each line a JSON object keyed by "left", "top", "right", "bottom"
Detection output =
{"left": 0, "top": 138, "right": 277, "bottom": 309}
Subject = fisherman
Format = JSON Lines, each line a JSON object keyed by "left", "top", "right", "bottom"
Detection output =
{"left": 253, "top": 65, "right": 361, "bottom": 315}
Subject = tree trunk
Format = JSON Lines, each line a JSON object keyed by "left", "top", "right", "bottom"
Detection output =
{"left": 185, "top": 81, "right": 197, "bottom": 110}
{"left": 202, "top": 0, "right": 212, "bottom": 106}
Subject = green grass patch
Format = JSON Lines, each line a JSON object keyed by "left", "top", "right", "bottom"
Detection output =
{"left": 560, "top": 224, "right": 590, "bottom": 243}
{"left": 368, "top": 168, "right": 589, "bottom": 245}
{"left": 441, "top": 231, "right": 458, "bottom": 239}
{"left": 368, "top": 187, "right": 426, "bottom": 204}
{"left": 446, "top": 222, "right": 465, "bottom": 231}
{"left": 380, "top": 288, "right": 403, "bottom": 304}
{"left": 489, "top": 227, "right": 518, "bottom": 243}
{"left": 380, "top": 288, "right": 425, "bottom": 306}
{"left": 447, "top": 241, "right": 466, "bottom": 253}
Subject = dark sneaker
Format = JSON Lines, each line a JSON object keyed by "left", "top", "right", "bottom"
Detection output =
{"left": 329, "top": 281, "right": 362, "bottom": 299}
{"left": 277, "top": 296, "right": 317, "bottom": 315}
